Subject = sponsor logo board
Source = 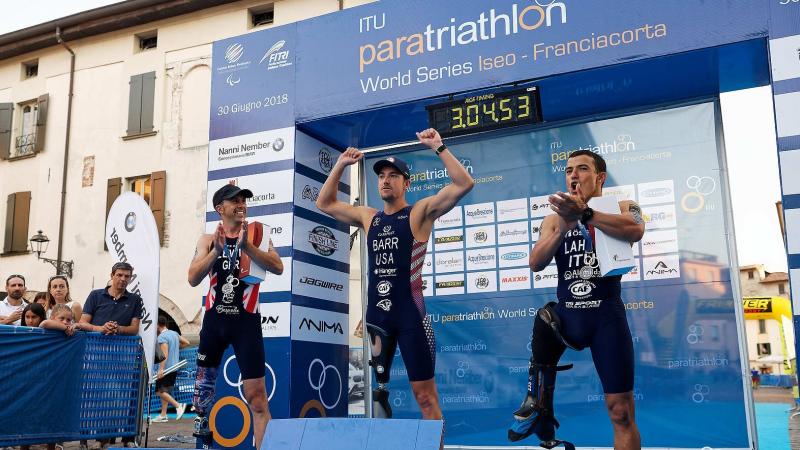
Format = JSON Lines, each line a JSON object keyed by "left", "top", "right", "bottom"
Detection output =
{"left": 435, "top": 206, "right": 463, "bottom": 229}
{"left": 422, "top": 276, "right": 433, "bottom": 297}
{"left": 291, "top": 305, "right": 348, "bottom": 345}
{"left": 264, "top": 257, "right": 292, "bottom": 292}
{"left": 466, "top": 224, "right": 496, "bottom": 248}
{"left": 496, "top": 198, "right": 529, "bottom": 222}
{"left": 209, "top": 127, "right": 294, "bottom": 171}
{"left": 529, "top": 195, "right": 554, "bottom": 218}
{"left": 621, "top": 259, "right": 641, "bottom": 283}
{"left": 643, "top": 204, "right": 677, "bottom": 230}
{"left": 498, "top": 244, "right": 530, "bottom": 268}
{"left": 434, "top": 228, "right": 465, "bottom": 252}
{"left": 206, "top": 170, "right": 293, "bottom": 212}
{"left": 530, "top": 219, "right": 544, "bottom": 242}
{"left": 435, "top": 250, "right": 465, "bottom": 274}
{"left": 499, "top": 268, "right": 531, "bottom": 291}
{"left": 603, "top": 185, "right": 636, "bottom": 202}
{"left": 466, "top": 248, "right": 497, "bottom": 271}
{"left": 641, "top": 229, "right": 679, "bottom": 256}
{"left": 533, "top": 264, "right": 559, "bottom": 289}
{"left": 293, "top": 260, "right": 348, "bottom": 303}
{"left": 464, "top": 202, "right": 496, "bottom": 225}
{"left": 259, "top": 302, "right": 291, "bottom": 338}
{"left": 642, "top": 254, "right": 681, "bottom": 280}
{"left": 637, "top": 180, "right": 675, "bottom": 205}
{"left": 293, "top": 217, "right": 350, "bottom": 264}
{"left": 497, "top": 221, "right": 529, "bottom": 245}
{"left": 467, "top": 271, "right": 498, "bottom": 293}
{"left": 434, "top": 273, "right": 465, "bottom": 296}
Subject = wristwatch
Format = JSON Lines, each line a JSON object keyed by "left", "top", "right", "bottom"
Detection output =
{"left": 580, "top": 207, "right": 594, "bottom": 225}
{"left": 435, "top": 144, "right": 447, "bottom": 155}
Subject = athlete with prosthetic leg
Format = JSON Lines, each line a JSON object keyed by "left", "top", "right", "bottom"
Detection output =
{"left": 317, "top": 129, "right": 474, "bottom": 439}
{"left": 509, "top": 150, "right": 644, "bottom": 450}
{"left": 187, "top": 184, "right": 284, "bottom": 449}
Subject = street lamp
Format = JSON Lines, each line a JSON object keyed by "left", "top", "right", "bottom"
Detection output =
{"left": 29, "top": 230, "right": 74, "bottom": 278}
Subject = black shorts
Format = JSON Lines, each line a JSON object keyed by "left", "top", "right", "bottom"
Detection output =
{"left": 156, "top": 372, "right": 177, "bottom": 393}
{"left": 197, "top": 310, "right": 265, "bottom": 380}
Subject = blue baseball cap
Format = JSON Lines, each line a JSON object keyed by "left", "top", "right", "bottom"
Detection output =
{"left": 373, "top": 156, "right": 410, "bottom": 179}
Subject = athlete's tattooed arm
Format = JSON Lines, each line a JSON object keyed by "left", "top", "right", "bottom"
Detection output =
{"left": 583, "top": 200, "right": 646, "bottom": 243}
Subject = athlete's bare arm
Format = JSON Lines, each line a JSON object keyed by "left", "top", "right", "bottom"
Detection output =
{"left": 549, "top": 185, "right": 645, "bottom": 243}
{"left": 187, "top": 224, "right": 224, "bottom": 287}
{"left": 411, "top": 129, "right": 475, "bottom": 238}
{"left": 529, "top": 214, "right": 574, "bottom": 272}
{"left": 316, "top": 147, "right": 377, "bottom": 230}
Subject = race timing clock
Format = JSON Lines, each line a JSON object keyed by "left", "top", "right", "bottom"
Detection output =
{"left": 426, "top": 87, "right": 542, "bottom": 138}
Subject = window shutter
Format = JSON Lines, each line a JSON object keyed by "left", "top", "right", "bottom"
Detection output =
{"left": 4, "top": 193, "right": 15, "bottom": 253}
{"left": 0, "top": 103, "right": 12, "bottom": 160}
{"left": 127, "top": 75, "right": 143, "bottom": 135}
{"left": 105, "top": 178, "right": 122, "bottom": 250}
{"left": 11, "top": 191, "right": 30, "bottom": 253}
{"left": 140, "top": 72, "right": 156, "bottom": 133}
{"left": 150, "top": 170, "right": 166, "bottom": 245}
{"left": 34, "top": 94, "right": 48, "bottom": 153}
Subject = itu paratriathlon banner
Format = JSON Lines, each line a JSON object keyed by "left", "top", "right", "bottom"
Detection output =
{"left": 105, "top": 192, "right": 160, "bottom": 379}
{"left": 364, "top": 102, "right": 749, "bottom": 448}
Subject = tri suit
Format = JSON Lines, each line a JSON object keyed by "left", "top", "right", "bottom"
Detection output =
{"left": 366, "top": 205, "right": 436, "bottom": 382}
{"left": 552, "top": 224, "right": 634, "bottom": 393}
{"left": 197, "top": 237, "right": 265, "bottom": 380}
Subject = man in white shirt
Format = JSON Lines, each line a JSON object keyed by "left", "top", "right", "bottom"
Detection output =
{"left": 1, "top": 274, "right": 27, "bottom": 325}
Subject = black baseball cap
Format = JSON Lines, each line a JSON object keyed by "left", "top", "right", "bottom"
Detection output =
{"left": 213, "top": 184, "right": 253, "bottom": 207}
{"left": 373, "top": 156, "right": 410, "bottom": 179}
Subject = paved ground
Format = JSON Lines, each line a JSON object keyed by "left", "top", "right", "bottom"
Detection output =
{"left": 754, "top": 385, "right": 794, "bottom": 403}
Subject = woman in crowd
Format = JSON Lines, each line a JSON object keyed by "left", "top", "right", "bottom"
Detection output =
{"left": 21, "top": 302, "right": 46, "bottom": 327}
{"left": 46, "top": 275, "right": 82, "bottom": 319}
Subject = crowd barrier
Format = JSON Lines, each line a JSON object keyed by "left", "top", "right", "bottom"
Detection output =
{"left": 0, "top": 325, "right": 144, "bottom": 446}
{"left": 146, "top": 347, "right": 197, "bottom": 413}
{"left": 759, "top": 374, "right": 794, "bottom": 388}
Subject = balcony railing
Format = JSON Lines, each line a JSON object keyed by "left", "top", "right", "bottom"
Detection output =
{"left": 14, "top": 132, "right": 36, "bottom": 157}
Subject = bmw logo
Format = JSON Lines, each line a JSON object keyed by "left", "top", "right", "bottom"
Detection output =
{"left": 272, "top": 138, "right": 284, "bottom": 152}
{"left": 124, "top": 212, "right": 136, "bottom": 232}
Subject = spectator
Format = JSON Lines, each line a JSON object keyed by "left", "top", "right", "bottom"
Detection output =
{"left": 21, "top": 303, "right": 46, "bottom": 327}
{"left": 0, "top": 274, "right": 27, "bottom": 325}
{"left": 751, "top": 368, "right": 761, "bottom": 389}
{"left": 79, "top": 262, "right": 142, "bottom": 336}
{"left": 40, "top": 304, "right": 89, "bottom": 336}
{"left": 151, "top": 315, "right": 190, "bottom": 422}
{"left": 46, "top": 275, "right": 82, "bottom": 320}
{"left": 33, "top": 291, "right": 48, "bottom": 308}
{"left": 79, "top": 262, "right": 143, "bottom": 448}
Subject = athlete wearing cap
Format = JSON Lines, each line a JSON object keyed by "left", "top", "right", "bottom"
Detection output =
{"left": 187, "top": 183, "right": 284, "bottom": 448}
{"left": 317, "top": 129, "right": 474, "bottom": 426}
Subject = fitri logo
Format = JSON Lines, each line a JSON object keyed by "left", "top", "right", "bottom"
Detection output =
{"left": 124, "top": 212, "right": 136, "bottom": 232}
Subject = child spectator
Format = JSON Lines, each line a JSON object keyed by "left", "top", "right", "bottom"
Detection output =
{"left": 40, "top": 304, "right": 89, "bottom": 336}
{"left": 21, "top": 303, "right": 46, "bottom": 327}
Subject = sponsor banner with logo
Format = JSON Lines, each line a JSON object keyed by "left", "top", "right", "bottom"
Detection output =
{"left": 643, "top": 203, "right": 678, "bottom": 230}
{"left": 530, "top": 219, "right": 544, "bottom": 242}
{"left": 637, "top": 179, "right": 675, "bottom": 205}
{"left": 209, "top": 127, "right": 295, "bottom": 171}
{"left": 211, "top": 26, "right": 296, "bottom": 139}
{"left": 360, "top": 103, "right": 746, "bottom": 446}
{"left": 464, "top": 202, "right": 496, "bottom": 225}
{"left": 434, "top": 228, "right": 465, "bottom": 252}
{"left": 496, "top": 198, "right": 529, "bottom": 222}
{"left": 603, "top": 184, "right": 636, "bottom": 202}
{"left": 259, "top": 302, "right": 291, "bottom": 338}
{"left": 497, "top": 221, "right": 529, "bottom": 245}
{"left": 435, "top": 206, "right": 463, "bottom": 229}
{"left": 467, "top": 271, "right": 498, "bottom": 293}
{"left": 206, "top": 170, "right": 294, "bottom": 212}
{"left": 291, "top": 305, "right": 349, "bottom": 345}
{"left": 105, "top": 193, "right": 160, "bottom": 377}
{"left": 435, "top": 273, "right": 466, "bottom": 296}
{"left": 205, "top": 214, "right": 293, "bottom": 248}
{"left": 465, "top": 224, "right": 496, "bottom": 248}
{"left": 499, "top": 267, "right": 531, "bottom": 291}
{"left": 498, "top": 244, "right": 530, "bottom": 268}
{"left": 293, "top": 260, "right": 349, "bottom": 304}
{"left": 529, "top": 195, "right": 554, "bottom": 218}
{"left": 435, "top": 250, "right": 465, "bottom": 274}
{"left": 465, "top": 247, "right": 497, "bottom": 271}
{"left": 293, "top": 217, "right": 349, "bottom": 265}
{"left": 295, "top": 131, "right": 349, "bottom": 180}
{"left": 289, "top": 340, "right": 348, "bottom": 418}
{"left": 533, "top": 264, "right": 559, "bottom": 289}
{"left": 422, "top": 276, "right": 434, "bottom": 297}
{"left": 422, "top": 253, "right": 434, "bottom": 275}
{"left": 264, "top": 256, "right": 292, "bottom": 293}
{"left": 641, "top": 229, "right": 680, "bottom": 256}
{"left": 642, "top": 254, "right": 681, "bottom": 280}
{"left": 293, "top": 172, "right": 349, "bottom": 216}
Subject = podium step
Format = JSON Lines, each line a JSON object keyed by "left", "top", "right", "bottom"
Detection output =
{"left": 263, "top": 418, "right": 444, "bottom": 450}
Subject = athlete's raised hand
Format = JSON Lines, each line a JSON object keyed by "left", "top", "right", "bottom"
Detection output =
{"left": 549, "top": 191, "right": 587, "bottom": 222}
{"left": 416, "top": 128, "right": 443, "bottom": 151}
{"left": 337, "top": 147, "right": 363, "bottom": 167}
{"left": 213, "top": 223, "right": 226, "bottom": 254}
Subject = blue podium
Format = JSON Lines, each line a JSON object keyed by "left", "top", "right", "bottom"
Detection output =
{"left": 263, "top": 419, "right": 444, "bottom": 450}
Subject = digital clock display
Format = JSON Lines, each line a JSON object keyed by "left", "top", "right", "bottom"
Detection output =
{"left": 426, "top": 87, "right": 542, "bottom": 138}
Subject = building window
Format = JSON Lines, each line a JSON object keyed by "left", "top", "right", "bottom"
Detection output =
{"left": 106, "top": 171, "right": 166, "bottom": 246}
{"left": 779, "top": 283, "right": 786, "bottom": 294}
{"left": 758, "top": 319, "right": 766, "bottom": 334}
{"left": 126, "top": 72, "right": 156, "bottom": 137}
{"left": 129, "top": 176, "right": 151, "bottom": 204}
{"left": 0, "top": 94, "right": 48, "bottom": 160}
{"left": 748, "top": 271, "right": 754, "bottom": 279}
{"left": 3, "top": 192, "right": 31, "bottom": 254}
{"left": 249, "top": 4, "right": 274, "bottom": 28}
{"left": 757, "top": 343, "right": 771, "bottom": 356}
{"left": 22, "top": 60, "right": 38, "bottom": 79}
{"left": 136, "top": 30, "right": 158, "bottom": 51}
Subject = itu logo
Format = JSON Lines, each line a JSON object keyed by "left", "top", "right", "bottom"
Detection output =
{"left": 225, "top": 43, "right": 244, "bottom": 64}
